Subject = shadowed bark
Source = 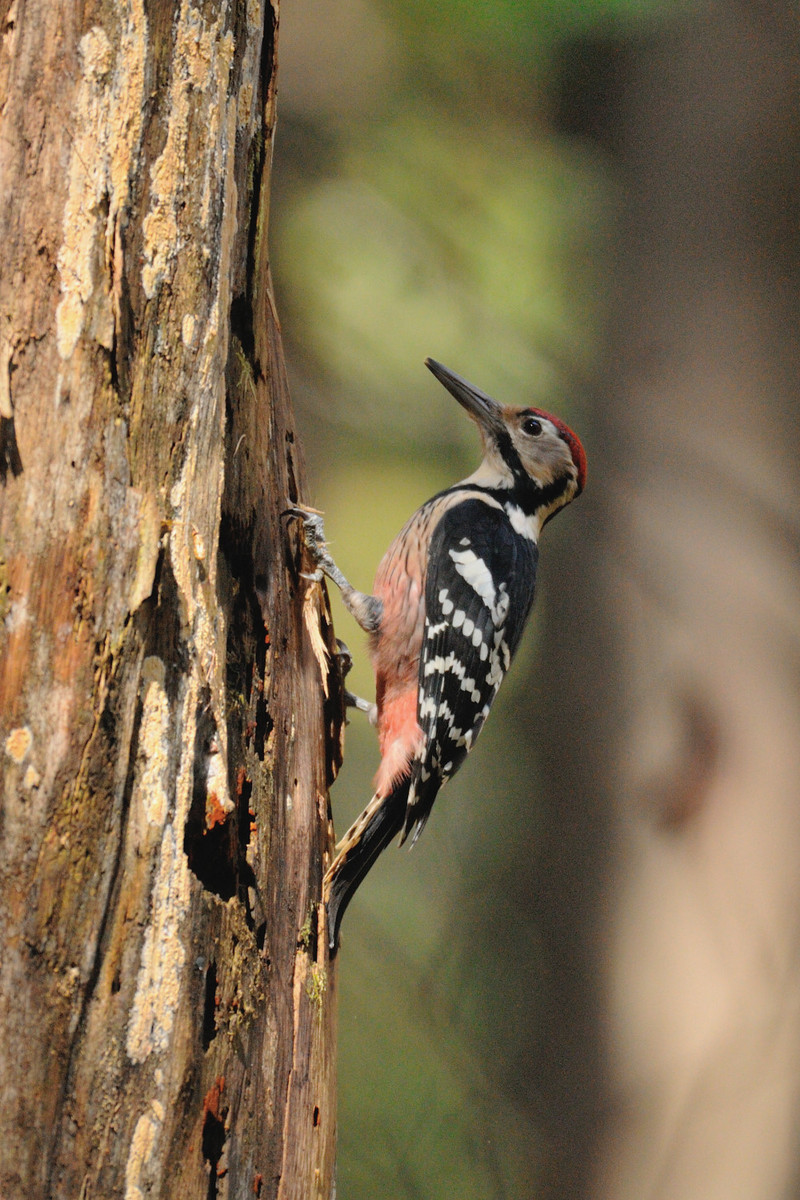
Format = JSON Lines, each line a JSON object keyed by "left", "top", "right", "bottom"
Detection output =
{"left": 0, "top": 3, "right": 340, "bottom": 1197}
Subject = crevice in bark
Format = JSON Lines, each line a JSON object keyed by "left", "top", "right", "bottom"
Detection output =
{"left": 253, "top": 688, "right": 273, "bottom": 758}
{"left": 109, "top": 218, "right": 136, "bottom": 405}
{"left": 0, "top": 414, "right": 23, "bottom": 479}
{"left": 284, "top": 430, "right": 299, "bottom": 506}
{"left": 42, "top": 589, "right": 160, "bottom": 1192}
{"left": 150, "top": 552, "right": 190, "bottom": 693}
{"left": 236, "top": 767, "right": 258, "bottom": 930}
{"left": 1, "top": 2, "right": 338, "bottom": 1192}
{"left": 260, "top": 3, "right": 276, "bottom": 95}
{"left": 0, "top": 555, "right": 10, "bottom": 622}
{"left": 237, "top": 1, "right": 276, "bottom": 320}
{"left": 219, "top": 513, "right": 271, "bottom": 758}
{"left": 44, "top": 543, "right": 191, "bottom": 1189}
{"left": 185, "top": 691, "right": 238, "bottom": 901}
{"left": 202, "top": 1077, "right": 227, "bottom": 1200}
{"left": 231, "top": 294, "right": 256, "bottom": 368}
{"left": 202, "top": 960, "right": 218, "bottom": 1051}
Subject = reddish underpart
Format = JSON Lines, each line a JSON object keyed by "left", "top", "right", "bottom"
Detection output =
{"left": 373, "top": 687, "right": 422, "bottom": 797}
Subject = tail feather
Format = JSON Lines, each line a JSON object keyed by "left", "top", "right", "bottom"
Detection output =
{"left": 323, "top": 781, "right": 410, "bottom": 954}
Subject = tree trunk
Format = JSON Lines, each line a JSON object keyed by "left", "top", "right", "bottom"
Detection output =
{"left": 596, "top": 10, "right": 800, "bottom": 1195}
{"left": 0, "top": 3, "right": 340, "bottom": 1198}
{"left": 537, "top": 6, "right": 800, "bottom": 1197}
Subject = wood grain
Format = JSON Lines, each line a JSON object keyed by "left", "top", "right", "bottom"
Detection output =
{"left": 0, "top": 3, "right": 341, "bottom": 1196}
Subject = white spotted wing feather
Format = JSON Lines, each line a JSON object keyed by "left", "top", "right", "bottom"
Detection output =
{"left": 402, "top": 498, "right": 538, "bottom": 842}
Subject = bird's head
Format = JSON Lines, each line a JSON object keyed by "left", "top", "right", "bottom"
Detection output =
{"left": 425, "top": 358, "right": 586, "bottom": 516}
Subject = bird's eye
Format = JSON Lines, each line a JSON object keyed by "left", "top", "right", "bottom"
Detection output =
{"left": 521, "top": 417, "right": 542, "bottom": 437}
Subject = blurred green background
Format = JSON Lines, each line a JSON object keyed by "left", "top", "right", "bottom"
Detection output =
{"left": 270, "top": 1, "right": 800, "bottom": 1197}
{"left": 270, "top": 1, "right": 653, "bottom": 1196}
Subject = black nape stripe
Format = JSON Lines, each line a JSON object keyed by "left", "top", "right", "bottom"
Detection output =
{"left": 512, "top": 475, "right": 570, "bottom": 517}
{"left": 431, "top": 476, "right": 570, "bottom": 519}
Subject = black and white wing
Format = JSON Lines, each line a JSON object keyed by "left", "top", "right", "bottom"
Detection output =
{"left": 403, "top": 497, "right": 538, "bottom": 842}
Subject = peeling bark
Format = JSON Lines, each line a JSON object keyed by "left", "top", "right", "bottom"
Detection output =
{"left": 0, "top": 3, "right": 340, "bottom": 1198}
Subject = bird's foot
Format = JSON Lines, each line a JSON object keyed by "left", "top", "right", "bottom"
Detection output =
{"left": 335, "top": 640, "right": 378, "bottom": 725}
{"left": 335, "top": 638, "right": 353, "bottom": 678}
{"left": 344, "top": 690, "right": 378, "bottom": 726}
{"left": 284, "top": 506, "right": 332, "bottom": 573}
{"left": 284, "top": 506, "right": 383, "bottom": 634}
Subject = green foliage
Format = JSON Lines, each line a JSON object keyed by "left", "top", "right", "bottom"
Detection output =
{"left": 278, "top": 109, "right": 606, "bottom": 453}
{"left": 338, "top": 924, "right": 543, "bottom": 1199}
{"left": 389, "top": 0, "right": 680, "bottom": 53}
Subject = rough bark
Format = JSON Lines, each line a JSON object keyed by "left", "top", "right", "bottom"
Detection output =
{"left": 0, "top": 3, "right": 340, "bottom": 1198}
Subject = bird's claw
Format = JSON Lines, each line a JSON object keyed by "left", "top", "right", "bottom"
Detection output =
{"left": 344, "top": 689, "right": 379, "bottom": 726}
{"left": 283, "top": 505, "right": 329, "bottom": 568}
{"left": 335, "top": 638, "right": 353, "bottom": 679}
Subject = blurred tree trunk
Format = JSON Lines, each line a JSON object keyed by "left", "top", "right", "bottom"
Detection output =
{"left": 0, "top": 3, "right": 340, "bottom": 1198}
{"left": 540, "top": 4, "right": 800, "bottom": 1198}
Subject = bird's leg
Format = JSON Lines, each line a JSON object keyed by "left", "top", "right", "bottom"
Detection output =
{"left": 285, "top": 507, "right": 383, "bottom": 634}
{"left": 335, "top": 639, "right": 378, "bottom": 726}
{"left": 345, "top": 691, "right": 379, "bottom": 726}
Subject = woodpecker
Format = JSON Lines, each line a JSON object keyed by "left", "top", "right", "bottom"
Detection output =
{"left": 292, "top": 358, "right": 586, "bottom": 952}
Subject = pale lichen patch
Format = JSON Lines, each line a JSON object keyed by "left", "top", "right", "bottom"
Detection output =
{"left": 3, "top": 591, "right": 29, "bottom": 634}
{"left": 128, "top": 493, "right": 163, "bottom": 614}
{"left": 236, "top": 0, "right": 263, "bottom": 133}
{"left": 190, "top": 524, "right": 206, "bottom": 563}
{"left": 125, "top": 818, "right": 189, "bottom": 1062}
{"left": 55, "top": 6, "right": 147, "bottom": 359}
{"left": 181, "top": 313, "right": 196, "bottom": 347}
{"left": 55, "top": 25, "right": 112, "bottom": 359}
{"left": 237, "top": 81, "right": 254, "bottom": 127}
{"left": 306, "top": 963, "right": 327, "bottom": 1015}
{"left": 23, "top": 764, "right": 41, "bottom": 789}
{"left": 4, "top": 725, "right": 32, "bottom": 763}
{"left": 0, "top": 332, "right": 15, "bottom": 419}
{"left": 126, "top": 677, "right": 196, "bottom": 1064}
{"left": 141, "top": 3, "right": 236, "bottom": 298}
{"left": 135, "top": 657, "right": 170, "bottom": 832}
{"left": 124, "top": 1102, "right": 164, "bottom": 1200}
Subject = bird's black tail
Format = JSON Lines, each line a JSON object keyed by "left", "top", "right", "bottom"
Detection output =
{"left": 324, "top": 780, "right": 410, "bottom": 954}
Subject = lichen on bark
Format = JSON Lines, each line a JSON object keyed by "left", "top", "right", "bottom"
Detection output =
{"left": 0, "top": 2, "right": 340, "bottom": 1197}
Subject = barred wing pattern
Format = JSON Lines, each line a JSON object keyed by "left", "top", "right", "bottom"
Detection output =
{"left": 403, "top": 497, "right": 538, "bottom": 842}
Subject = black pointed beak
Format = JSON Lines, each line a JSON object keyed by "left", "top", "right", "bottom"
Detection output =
{"left": 425, "top": 358, "right": 505, "bottom": 437}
